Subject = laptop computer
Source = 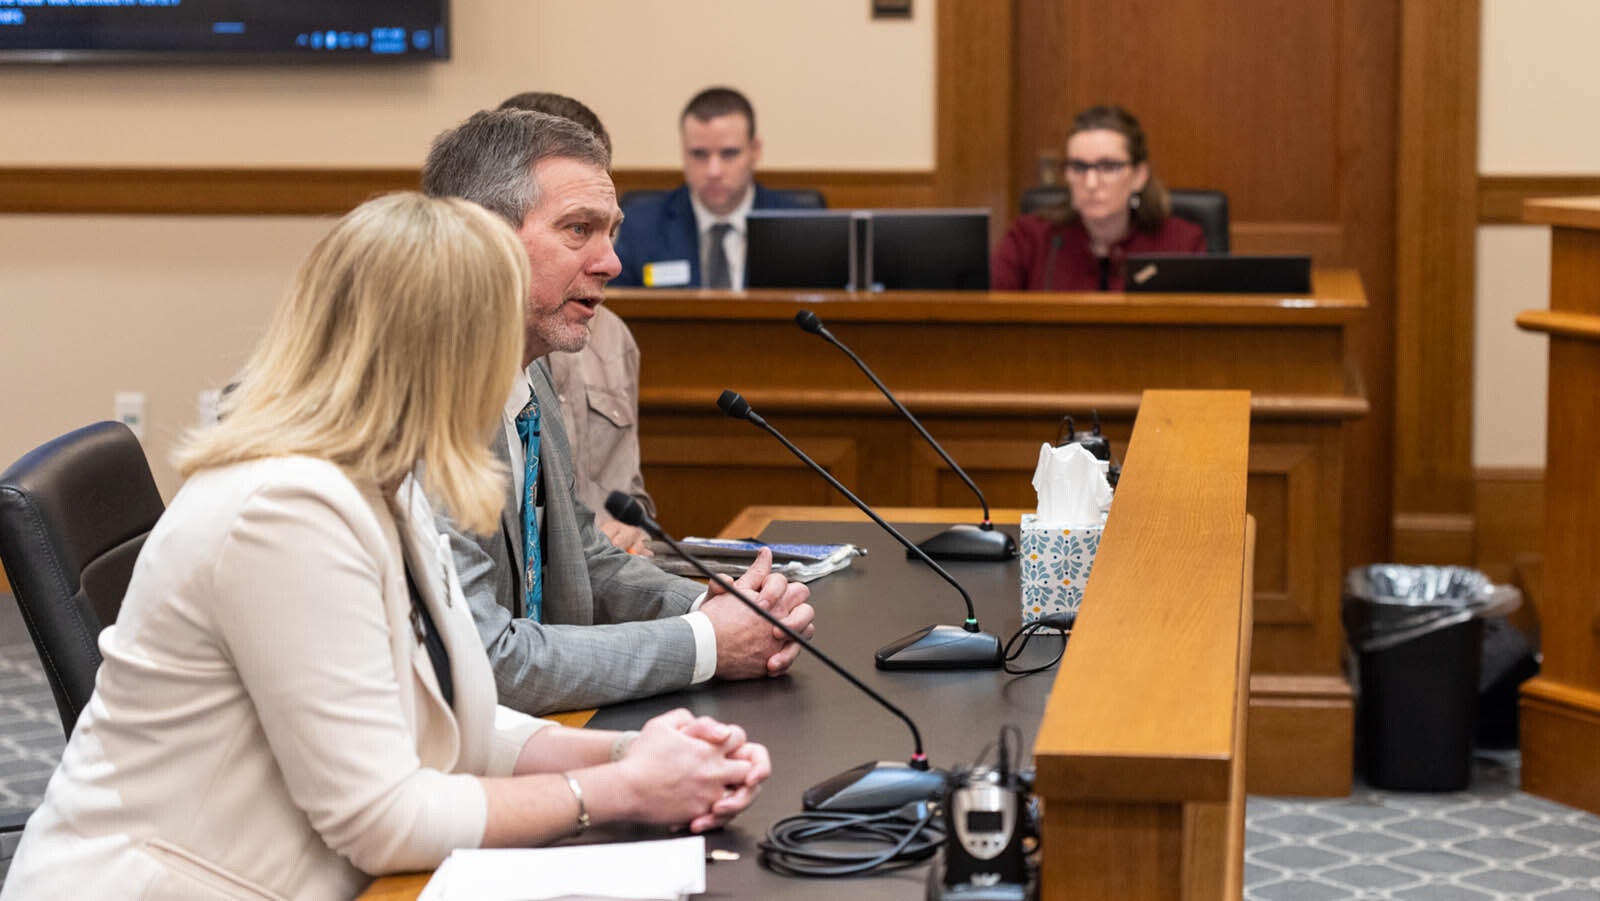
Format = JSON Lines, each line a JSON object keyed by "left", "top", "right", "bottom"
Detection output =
{"left": 1123, "top": 253, "right": 1312, "bottom": 294}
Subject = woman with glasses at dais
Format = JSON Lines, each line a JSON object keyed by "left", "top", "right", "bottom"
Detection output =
{"left": 992, "top": 104, "right": 1205, "bottom": 292}
{"left": 1, "top": 192, "right": 769, "bottom": 901}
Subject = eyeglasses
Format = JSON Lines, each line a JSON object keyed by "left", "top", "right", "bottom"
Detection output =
{"left": 1065, "top": 159, "right": 1132, "bottom": 178}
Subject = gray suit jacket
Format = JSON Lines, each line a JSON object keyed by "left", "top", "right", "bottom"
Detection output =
{"left": 439, "top": 360, "right": 704, "bottom": 714}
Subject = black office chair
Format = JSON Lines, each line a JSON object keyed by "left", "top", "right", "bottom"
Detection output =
{"left": 618, "top": 187, "right": 827, "bottom": 211}
{"left": 1018, "top": 186, "right": 1230, "bottom": 253}
{"left": 0, "top": 421, "right": 165, "bottom": 738}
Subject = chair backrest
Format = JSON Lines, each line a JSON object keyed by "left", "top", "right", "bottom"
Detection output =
{"left": 0, "top": 421, "right": 165, "bottom": 735}
{"left": 1017, "top": 186, "right": 1231, "bottom": 253}
{"left": 618, "top": 187, "right": 827, "bottom": 212}
{"left": 1167, "top": 189, "right": 1230, "bottom": 254}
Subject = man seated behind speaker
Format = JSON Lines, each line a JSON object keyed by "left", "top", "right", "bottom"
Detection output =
{"left": 498, "top": 91, "right": 652, "bottom": 555}
{"left": 422, "top": 108, "right": 816, "bottom": 716}
{"left": 613, "top": 86, "right": 817, "bottom": 289}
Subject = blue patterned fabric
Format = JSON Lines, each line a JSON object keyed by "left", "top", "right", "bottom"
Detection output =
{"left": 515, "top": 399, "right": 543, "bottom": 621}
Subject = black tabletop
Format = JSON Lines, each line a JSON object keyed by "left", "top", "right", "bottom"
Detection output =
{"left": 584, "top": 520, "right": 1061, "bottom": 899}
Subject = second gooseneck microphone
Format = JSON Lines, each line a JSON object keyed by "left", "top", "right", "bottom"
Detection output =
{"left": 604, "top": 491, "right": 947, "bottom": 812}
{"left": 716, "top": 390, "right": 1003, "bottom": 670}
{"left": 793, "top": 310, "right": 1016, "bottom": 563}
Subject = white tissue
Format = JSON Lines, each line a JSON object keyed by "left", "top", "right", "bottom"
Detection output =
{"left": 1032, "top": 443, "right": 1112, "bottom": 527}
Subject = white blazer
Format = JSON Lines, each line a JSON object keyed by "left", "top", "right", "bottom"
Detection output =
{"left": 2, "top": 457, "right": 546, "bottom": 901}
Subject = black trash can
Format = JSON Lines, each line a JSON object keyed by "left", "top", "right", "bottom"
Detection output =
{"left": 1342, "top": 566, "right": 1521, "bottom": 791}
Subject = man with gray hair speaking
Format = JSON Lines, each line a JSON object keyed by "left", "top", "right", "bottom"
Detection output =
{"left": 422, "top": 108, "right": 815, "bottom": 715}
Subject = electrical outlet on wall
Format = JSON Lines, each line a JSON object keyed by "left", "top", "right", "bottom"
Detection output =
{"left": 114, "top": 391, "right": 146, "bottom": 441}
{"left": 197, "top": 388, "right": 221, "bottom": 428}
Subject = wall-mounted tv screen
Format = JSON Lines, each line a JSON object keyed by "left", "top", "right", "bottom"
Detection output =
{"left": 0, "top": 1, "right": 450, "bottom": 64}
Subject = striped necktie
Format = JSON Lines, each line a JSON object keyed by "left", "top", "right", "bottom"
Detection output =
{"left": 514, "top": 398, "right": 543, "bottom": 621}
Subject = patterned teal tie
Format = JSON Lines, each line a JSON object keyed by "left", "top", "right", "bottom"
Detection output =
{"left": 515, "top": 398, "right": 543, "bottom": 621}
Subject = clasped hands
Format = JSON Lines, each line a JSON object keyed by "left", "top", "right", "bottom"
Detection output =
{"left": 619, "top": 709, "right": 771, "bottom": 834}
{"left": 700, "top": 547, "right": 815, "bottom": 680}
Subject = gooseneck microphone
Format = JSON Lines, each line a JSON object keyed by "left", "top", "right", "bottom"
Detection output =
{"left": 794, "top": 310, "right": 1017, "bottom": 563}
{"left": 716, "top": 390, "right": 1003, "bottom": 670}
{"left": 604, "top": 491, "right": 946, "bottom": 812}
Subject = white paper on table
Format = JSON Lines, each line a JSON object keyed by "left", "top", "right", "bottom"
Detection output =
{"left": 419, "top": 836, "right": 706, "bottom": 901}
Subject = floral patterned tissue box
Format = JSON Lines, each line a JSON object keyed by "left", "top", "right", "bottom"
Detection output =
{"left": 1019, "top": 513, "right": 1103, "bottom": 624}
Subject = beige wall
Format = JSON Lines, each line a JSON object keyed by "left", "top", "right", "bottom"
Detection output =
{"left": 1474, "top": 226, "right": 1550, "bottom": 467}
{"left": 1474, "top": 0, "right": 1600, "bottom": 467}
{"left": 0, "top": 215, "right": 333, "bottom": 497}
{"left": 0, "top": 2, "right": 935, "bottom": 496}
{"left": 1480, "top": 0, "right": 1600, "bottom": 174}
{"left": 0, "top": 0, "right": 934, "bottom": 169}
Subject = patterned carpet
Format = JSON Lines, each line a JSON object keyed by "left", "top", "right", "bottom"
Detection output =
{"left": 2, "top": 595, "right": 1597, "bottom": 898}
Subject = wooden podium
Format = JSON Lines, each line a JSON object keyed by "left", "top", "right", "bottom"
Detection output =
{"left": 1033, "top": 390, "right": 1252, "bottom": 900}
{"left": 609, "top": 273, "right": 1366, "bottom": 796}
{"left": 1516, "top": 198, "right": 1600, "bottom": 816}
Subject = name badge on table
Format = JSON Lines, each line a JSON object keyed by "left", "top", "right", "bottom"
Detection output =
{"left": 643, "top": 259, "right": 691, "bottom": 287}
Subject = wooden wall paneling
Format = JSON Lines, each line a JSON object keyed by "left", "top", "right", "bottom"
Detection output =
{"left": 1521, "top": 680, "right": 1600, "bottom": 815}
{"left": 640, "top": 415, "right": 910, "bottom": 541}
{"left": 1246, "top": 429, "right": 1343, "bottom": 677}
{"left": 1392, "top": 0, "right": 1480, "bottom": 564}
{"left": 1246, "top": 673, "right": 1355, "bottom": 796}
{"left": 1473, "top": 466, "right": 1545, "bottom": 647}
{"left": 934, "top": 0, "right": 1016, "bottom": 227}
{"left": 1337, "top": 0, "right": 1400, "bottom": 575}
{"left": 1242, "top": 445, "right": 1308, "bottom": 635}
{"left": 1054, "top": 1, "right": 1343, "bottom": 223}
{"left": 1229, "top": 222, "right": 1345, "bottom": 263}
{"left": 905, "top": 436, "right": 1052, "bottom": 509}
{"left": 1473, "top": 467, "right": 1544, "bottom": 583}
{"left": 1012, "top": 0, "right": 1072, "bottom": 217}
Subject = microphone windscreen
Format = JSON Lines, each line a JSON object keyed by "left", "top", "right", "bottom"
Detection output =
{"left": 604, "top": 490, "right": 645, "bottom": 526}
{"left": 795, "top": 310, "right": 825, "bottom": 335}
{"left": 717, "top": 390, "right": 752, "bottom": 420}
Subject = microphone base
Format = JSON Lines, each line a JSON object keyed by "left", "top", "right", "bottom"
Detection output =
{"left": 910, "top": 524, "right": 1018, "bottom": 562}
{"left": 802, "top": 760, "right": 949, "bottom": 812}
{"left": 875, "top": 624, "right": 1004, "bottom": 670}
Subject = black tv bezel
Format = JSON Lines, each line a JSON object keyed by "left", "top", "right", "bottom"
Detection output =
{"left": 0, "top": 2, "right": 451, "bottom": 65}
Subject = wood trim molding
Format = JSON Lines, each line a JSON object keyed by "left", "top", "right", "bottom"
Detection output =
{"left": 0, "top": 166, "right": 420, "bottom": 215}
{"left": 1517, "top": 309, "right": 1600, "bottom": 341}
{"left": 0, "top": 166, "right": 936, "bottom": 216}
{"left": 1479, "top": 175, "right": 1600, "bottom": 224}
{"left": 1393, "top": 0, "right": 1480, "bottom": 560}
{"left": 639, "top": 387, "right": 1369, "bottom": 420}
{"left": 1521, "top": 677, "right": 1600, "bottom": 816}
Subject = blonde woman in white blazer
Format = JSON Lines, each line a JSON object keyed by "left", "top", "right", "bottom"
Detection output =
{"left": 1, "top": 193, "right": 770, "bottom": 901}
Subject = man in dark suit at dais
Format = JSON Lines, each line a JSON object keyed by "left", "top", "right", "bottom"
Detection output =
{"left": 422, "top": 108, "right": 816, "bottom": 715}
{"left": 613, "top": 86, "right": 817, "bottom": 290}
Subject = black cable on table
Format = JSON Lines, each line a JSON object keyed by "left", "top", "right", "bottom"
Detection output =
{"left": 759, "top": 800, "right": 947, "bottom": 878}
{"left": 1001, "top": 612, "right": 1075, "bottom": 675}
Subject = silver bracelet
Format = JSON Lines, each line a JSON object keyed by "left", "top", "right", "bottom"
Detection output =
{"left": 610, "top": 730, "right": 641, "bottom": 763}
{"left": 561, "top": 772, "right": 590, "bottom": 835}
